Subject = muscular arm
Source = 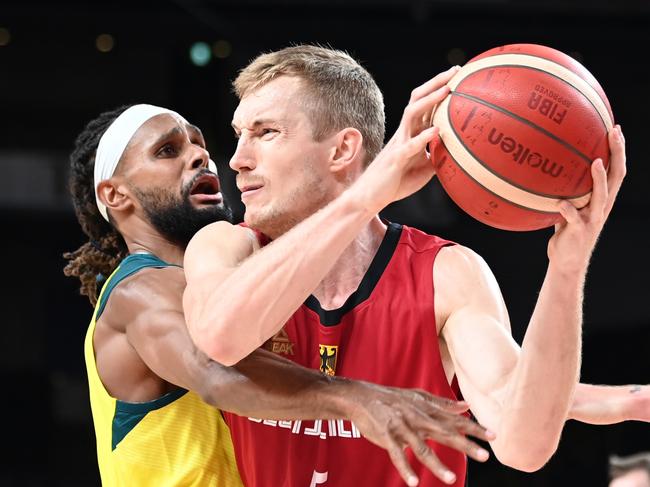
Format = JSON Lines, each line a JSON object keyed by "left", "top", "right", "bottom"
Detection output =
{"left": 183, "top": 198, "right": 376, "bottom": 366}
{"left": 569, "top": 384, "right": 650, "bottom": 425}
{"left": 183, "top": 69, "right": 459, "bottom": 366}
{"left": 439, "top": 126, "right": 626, "bottom": 472}
{"left": 108, "top": 266, "right": 492, "bottom": 486}
{"left": 438, "top": 245, "right": 582, "bottom": 472}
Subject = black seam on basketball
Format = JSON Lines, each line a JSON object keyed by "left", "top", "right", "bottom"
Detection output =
{"left": 458, "top": 62, "right": 610, "bottom": 131}
{"left": 467, "top": 52, "right": 612, "bottom": 122}
{"left": 446, "top": 94, "right": 591, "bottom": 200}
{"left": 452, "top": 90, "right": 594, "bottom": 172}
{"left": 438, "top": 136, "right": 560, "bottom": 217}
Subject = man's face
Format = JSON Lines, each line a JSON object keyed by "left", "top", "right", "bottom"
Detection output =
{"left": 230, "top": 76, "right": 335, "bottom": 238}
{"left": 610, "top": 469, "right": 650, "bottom": 487}
{"left": 117, "top": 113, "right": 231, "bottom": 245}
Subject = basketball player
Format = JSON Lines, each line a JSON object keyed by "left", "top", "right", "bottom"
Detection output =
{"left": 64, "top": 104, "right": 496, "bottom": 486}
{"left": 183, "top": 46, "right": 640, "bottom": 487}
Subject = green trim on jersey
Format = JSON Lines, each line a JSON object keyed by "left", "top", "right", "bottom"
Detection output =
{"left": 96, "top": 253, "right": 179, "bottom": 320}
{"left": 94, "top": 253, "right": 186, "bottom": 450}
{"left": 112, "top": 388, "right": 189, "bottom": 450}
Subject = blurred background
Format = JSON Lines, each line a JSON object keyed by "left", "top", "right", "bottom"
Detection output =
{"left": 1, "top": 0, "right": 649, "bottom": 485}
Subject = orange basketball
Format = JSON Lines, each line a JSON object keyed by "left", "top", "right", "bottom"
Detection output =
{"left": 432, "top": 44, "right": 614, "bottom": 231}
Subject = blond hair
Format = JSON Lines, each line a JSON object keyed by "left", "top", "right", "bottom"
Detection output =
{"left": 233, "top": 45, "right": 385, "bottom": 166}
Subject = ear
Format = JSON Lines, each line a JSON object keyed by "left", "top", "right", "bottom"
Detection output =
{"left": 96, "top": 178, "right": 134, "bottom": 217}
{"left": 328, "top": 128, "right": 364, "bottom": 174}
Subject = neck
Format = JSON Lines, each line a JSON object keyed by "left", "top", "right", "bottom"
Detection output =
{"left": 123, "top": 227, "right": 185, "bottom": 267}
{"left": 311, "top": 216, "right": 386, "bottom": 310}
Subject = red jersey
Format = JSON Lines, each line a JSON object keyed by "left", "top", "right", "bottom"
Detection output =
{"left": 225, "top": 223, "right": 465, "bottom": 486}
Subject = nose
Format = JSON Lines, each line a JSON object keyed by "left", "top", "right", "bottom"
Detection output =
{"left": 229, "top": 135, "right": 256, "bottom": 173}
{"left": 188, "top": 144, "right": 210, "bottom": 171}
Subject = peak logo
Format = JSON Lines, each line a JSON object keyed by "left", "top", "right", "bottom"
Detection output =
{"left": 487, "top": 128, "right": 564, "bottom": 178}
{"left": 265, "top": 328, "right": 295, "bottom": 356}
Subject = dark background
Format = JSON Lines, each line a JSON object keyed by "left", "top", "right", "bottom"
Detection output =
{"left": 1, "top": 1, "right": 649, "bottom": 485}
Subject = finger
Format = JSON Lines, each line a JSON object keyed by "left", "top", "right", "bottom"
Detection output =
{"left": 407, "top": 126, "right": 439, "bottom": 157}
{"left": 425, "top": 428, "right": 490, "bottom": 463}
{"left": 403, "top": 86, "right": 451, "bottom": 135}
{"left": 398, "top": 427, "right": 457, "bottom": 485}
{"left": 604, "top": 125, "right": 627, "bottom": 215}
{"left": 453, "top": 415, "right": 496, "bottom": 442}
{"left": 557, "top": 200, "right": 581, "bottom": 225}
{"left": 587, "top": 158, "right": 608, "bottom": 218}
{"left": 386, "top": 439, "right": 420, "bottom": 487}
{"left": 413, "top": 390, "right": 470, "bottom": 414}
{"left": 410, "top": 66, "right": 461, "bottom": 103}
{"left": 419, "top": 413, "right": 491, "bottom": 462}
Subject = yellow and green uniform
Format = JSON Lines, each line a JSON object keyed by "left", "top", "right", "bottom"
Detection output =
{"left": 84, "top": 253, "right": 243, "bottom": 486}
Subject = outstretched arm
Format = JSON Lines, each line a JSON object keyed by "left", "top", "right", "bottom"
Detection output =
{"left": 569, "top": 383, "right": 650, "bottom": 425}
{"left": 112, "top": 266, "right": 492, "bottom": 487}
{"left": 439, "top": 126, "right": 626, "bottom": 472}
{"left": 183, "top": 68, "right": 460, "bottom": 366}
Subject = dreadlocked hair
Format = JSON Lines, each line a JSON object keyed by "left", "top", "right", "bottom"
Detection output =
{"left": 63, "top": 105, "right": 131, "bottom": 306}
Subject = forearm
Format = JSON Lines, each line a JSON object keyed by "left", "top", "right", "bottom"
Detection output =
{"left": 495, "top": 265, "right": 584, "bottom": 469}
{"left": 199, "top": 348, "right": 361, "bottom": 420}
{"left": 191, "top": 189, "right": 377, "bottom": 365}
{"left": 569, "top": 383, "right": 650, "bottom": 424}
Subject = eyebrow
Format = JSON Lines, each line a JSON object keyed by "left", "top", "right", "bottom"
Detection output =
{"left": 186, "top": 123, "right": 205, "bottom": 141}
{"left": 152, "top": 126, "right": 183, "bottom": 148}
{"left": 231, "top": 118, "right": 278, "bottom": 131}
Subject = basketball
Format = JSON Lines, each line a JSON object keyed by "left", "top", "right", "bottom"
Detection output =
{"left": 431, "top": 44, "right": 615, "bottom": 231}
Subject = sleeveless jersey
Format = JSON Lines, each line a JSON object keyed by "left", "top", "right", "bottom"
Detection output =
{"left": 84, "top": 253, "right": 243, "bottom": 487}
{"left": 224, "top": 223, "right": 465, "bottom": 487}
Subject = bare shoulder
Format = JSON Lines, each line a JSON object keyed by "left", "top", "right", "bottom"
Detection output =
{"left": 185, "top": 221, "right": 258, "bottom": 272}
{"left": 435, "top": 244, "right": 490, "bottom": 282}
{"left": 102, "top": 266, "right": 185, "bottom": 333}
{"left": 434, "top": 244, "right": 507, "bottom": 327}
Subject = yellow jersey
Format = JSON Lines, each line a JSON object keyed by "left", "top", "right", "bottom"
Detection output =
{"left": 84, "top": 253, "right": 243, "bottom": 486}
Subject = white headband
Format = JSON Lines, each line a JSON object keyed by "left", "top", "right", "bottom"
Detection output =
{"left": 93, "top": 104, "right": 217, "bottom": 221}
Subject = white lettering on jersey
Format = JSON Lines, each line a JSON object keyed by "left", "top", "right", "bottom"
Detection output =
{"left": 309, "top": 470, "right": 328, "bottom": 486}
{"left": 248, "top": 417, "right": 362, "bottom": 440}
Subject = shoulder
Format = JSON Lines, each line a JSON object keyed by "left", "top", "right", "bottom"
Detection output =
{"left": 185, "top": 221, "right": 259, "bottom": 266}
{"left": 435, "top": 244, "right": 509, "bottom": 329}
{"left": 436, "top": 244, "right": 490, "bottom": 276}
{"left": 102, "top": 266, "right": 185, "bottom": 332}
{"left": 434, "top": 245, "right": 496, "bottom": 315}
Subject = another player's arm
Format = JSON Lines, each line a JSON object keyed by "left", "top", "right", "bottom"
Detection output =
{"left": 183, "top": 67, "right": 460, "bottom": 366}
{"left": 118, "top": 267, "right": 493, "bottom": 486}
{"left": 568, "top": 384, "right": 650, "bottom": 425}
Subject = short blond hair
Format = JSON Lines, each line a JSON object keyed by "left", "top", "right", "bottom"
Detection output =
{"left": 233, "top": 45, "right": 385, "bottom": 166}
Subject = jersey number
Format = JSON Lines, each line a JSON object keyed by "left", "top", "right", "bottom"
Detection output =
{"left": 309, "top": 470, "right": 328, "bottom": 486}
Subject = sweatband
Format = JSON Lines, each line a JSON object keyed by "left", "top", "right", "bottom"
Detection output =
{"left": 94, "top": 104, "right": 217, "bottom": 221}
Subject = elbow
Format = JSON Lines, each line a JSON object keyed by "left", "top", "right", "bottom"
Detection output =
{"left": 492, "top": 440, "right": 558, "bottom": 473}
{"left": 185, "top": 310, "right": 246, "bottom": 366}
{"left": 192, "top": 327, "right": 246, "bottom": 367}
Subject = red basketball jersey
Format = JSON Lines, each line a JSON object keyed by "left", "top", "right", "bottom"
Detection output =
{"left": 225, "top": 223, "right": 465, "bottom": 486}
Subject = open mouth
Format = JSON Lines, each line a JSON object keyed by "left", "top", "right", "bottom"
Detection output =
{"left": 189, "top": 173, "right": 222, "bottom": 204}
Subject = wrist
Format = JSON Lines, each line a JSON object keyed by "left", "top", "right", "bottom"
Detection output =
{"left": 316, "top": 376, "right": 370, "bottom": 420}
{"left": 547, "top": 259, "right": 588, "bottom": 282}
{"left": 345, "top": 172, "right": 388, "bottom": 216}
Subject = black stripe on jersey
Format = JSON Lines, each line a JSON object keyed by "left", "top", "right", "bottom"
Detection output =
{"left": 304, "top": 222, "right": 403, "bottom": 326}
